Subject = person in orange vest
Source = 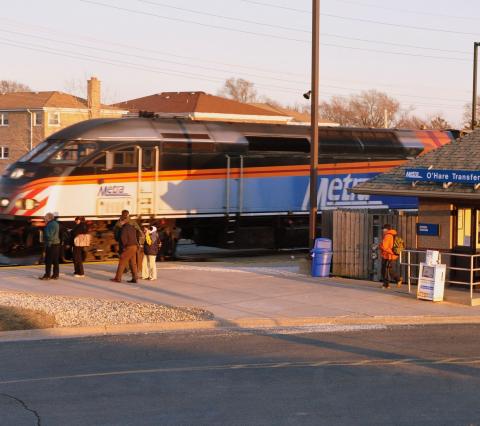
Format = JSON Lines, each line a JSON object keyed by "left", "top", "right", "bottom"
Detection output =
{"left": 379, "top": 224, "right": 402, "bottom": 289}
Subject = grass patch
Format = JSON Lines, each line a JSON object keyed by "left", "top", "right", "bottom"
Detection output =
{"left": 0, "top": 305, "right": 56, "bottom": 331}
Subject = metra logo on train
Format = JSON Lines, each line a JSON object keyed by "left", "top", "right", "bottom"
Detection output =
{"left": 97, "top": 186, "right": 130, "bottom": 197}
{"left": 317, "top": 174, "right": 370, "bottom": 208}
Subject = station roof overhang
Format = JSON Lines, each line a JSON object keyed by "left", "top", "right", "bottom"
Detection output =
{"left": 352, "top": 186, "right": 480, "bottom": 201}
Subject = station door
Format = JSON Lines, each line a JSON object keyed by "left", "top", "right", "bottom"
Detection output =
{"left": 321, "top": 210, "right": 418, "bottom": 280}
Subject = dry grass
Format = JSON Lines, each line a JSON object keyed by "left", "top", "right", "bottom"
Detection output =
{"left": 0, "top": 305, "right": 56, "bottom": 331}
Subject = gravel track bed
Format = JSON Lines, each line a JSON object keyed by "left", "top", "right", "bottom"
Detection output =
{"left": 0, "top": 291, "right": 214, "bottom": 327}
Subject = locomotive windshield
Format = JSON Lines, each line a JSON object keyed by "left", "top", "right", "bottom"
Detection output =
{"left": 16, "top": 140, "right": 50, "bottom": 162}
{"left": 49, "top": 142, "right": 97, "bottom": 164}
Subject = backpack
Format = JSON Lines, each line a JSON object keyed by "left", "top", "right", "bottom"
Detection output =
{"left": 392, "top": 235, "right": 405, "bottom": 256}
{"left": 74, "top": 234, "right": 91, "bottom": 247}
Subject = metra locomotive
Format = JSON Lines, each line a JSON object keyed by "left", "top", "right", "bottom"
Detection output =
{"left": 0, "top": 117, "right": 454, "bottom": 261}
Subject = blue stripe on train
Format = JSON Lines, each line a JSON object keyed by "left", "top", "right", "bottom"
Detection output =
{"left": 159, "top": 172, "right": 417, "bottom": 213}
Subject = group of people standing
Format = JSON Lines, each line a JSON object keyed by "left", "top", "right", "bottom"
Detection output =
{"left": 39, "top": 210, "right": 168, "bottom": 284}
{"left": 110, "top": 210, "right": 160, "bottom": 284}
{"left": 39, "top": 214, "right": 88, "bottom": 280}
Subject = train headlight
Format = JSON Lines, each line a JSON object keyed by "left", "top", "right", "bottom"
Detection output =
{"left": 14, "top": 198, "right": 38, "bottom": 210}
{"left": 24, "top": 199, "right": 36, "bottom": 210}
{"left": 0, "top": 198, "right": 9, "bottom": 207}
{"left": 10, "top": 168, "right": 25, "bottom": 179}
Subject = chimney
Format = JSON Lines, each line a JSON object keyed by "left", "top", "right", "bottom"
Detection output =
{"left": 87, "top": 76, "right": 101, "bottom": 118}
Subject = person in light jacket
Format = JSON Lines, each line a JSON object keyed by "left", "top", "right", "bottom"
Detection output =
{"left": 142, "top": 225, "right": 159, "bottom": 281}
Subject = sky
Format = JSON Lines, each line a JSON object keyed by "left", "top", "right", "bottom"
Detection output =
{"left": 1, "top": 0, "right": 479, "bottom": 127}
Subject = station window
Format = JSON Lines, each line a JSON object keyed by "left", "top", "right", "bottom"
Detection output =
{"left": 48, "top": 112, "right": 60, "bottom": 126}
{"left": 0, "top": 147, "right": 9, "bottom": 159}
{"left": 33, "top": 112, "right": 43, "bottom": 126}
{"left": 0, "top": 113, "right": 9, "bottom": 126}
{"left": 456, "top": 208, "right": 472, "bottom": 248}
{"left": 477, "top": 211, "right": 480, "bottom": 250}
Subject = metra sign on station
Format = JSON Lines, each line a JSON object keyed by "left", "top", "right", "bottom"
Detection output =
{"left": 404, "top": 168, "right": 480, "bottom": 184}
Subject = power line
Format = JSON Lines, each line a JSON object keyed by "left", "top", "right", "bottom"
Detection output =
{"left": 0, "top": 17, "right": 305, "bottom": 78}
{"left": 78, "top": 0, "right": 308, "bottom": 43}
{"left": 0, "top": 36, "right": 466, "bottom": 112}
{"left": 77, "top": 0, "right": 472, "bottom": 62}
{"left": 242, "top": 0, "right": 480, "bottom": 36}
{"left": 321, "top": 42, "right": 468, "bottom": 62}
{"left": 135, "top": 0, "right": 309, "bottom": 34}
{"left": 0, "top": 27, "right": 310, "bottom": 86}
{"left": 241, "top": 0, "right": 310, "bottom": 14}
{"left": 322, "top": 33, "right": 469, "bottom": 56}
{"left": 0, "top": 17, "right": 469, "bottom": 97}
{"left": 136, "top": 0, "right": 473, "bottom": 56}
{"left": 94, "top": 0, "right": 470, "bottom": 55}
{"left": 334, "top": 0, "right": 480, "bottom": 22}
{"left": 0, "top": 36, "right": 307, "bottom": 95}
{"left": 2, "top": 26, "right": 470, "bottom": 98}
{"left": 90, "top": 0, "right": 472, "bottom": 56}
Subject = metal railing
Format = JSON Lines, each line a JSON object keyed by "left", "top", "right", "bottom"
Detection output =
{"left": 400, "top": 249, "right": 480, "bottom": 304}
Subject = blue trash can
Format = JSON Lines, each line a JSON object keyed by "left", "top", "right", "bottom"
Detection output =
{"left": 311, "top": 238, "right": 332, "bottom": 277}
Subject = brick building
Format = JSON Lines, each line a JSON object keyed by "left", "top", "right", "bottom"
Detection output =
{"left": 0, "top": 77, "right": 126, "bottom": 171}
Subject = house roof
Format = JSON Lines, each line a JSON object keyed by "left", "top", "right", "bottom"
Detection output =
{"left": 250, "top": 102, "right": 339, "bottom": 126}
{"left": 351, "top": 129, "right": 480, "bottom": 200}
{"left": 112, "top": 91, "right": 290, "bottom": 118}
{"left": 0, "top": 91, "right": 119, "bottom": 110}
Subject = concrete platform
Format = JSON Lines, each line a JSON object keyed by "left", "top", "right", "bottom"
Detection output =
{"left": 0, "top": 255, "right": 479, "bottom": 323}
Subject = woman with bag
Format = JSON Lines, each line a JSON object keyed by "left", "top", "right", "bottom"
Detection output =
{"left": 71, "top": 216, "right": 89, "bottom": 277}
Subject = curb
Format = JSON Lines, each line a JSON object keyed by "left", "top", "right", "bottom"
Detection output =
{"left": 3, "top": 315, "right": 480, "bottom": 342}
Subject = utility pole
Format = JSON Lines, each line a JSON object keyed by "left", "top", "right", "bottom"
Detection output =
{"left": 309, "top": 0, "right": 320, "bottom": 249}
{"left": 472, "top": 42, "right": 480, "bottom": 130}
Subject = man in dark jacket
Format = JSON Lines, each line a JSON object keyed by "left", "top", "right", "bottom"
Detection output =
{"left": 39, "top": 212, "right": 60, "bottom": 280}
{"left": 114, "top": 209, "right": 143, "bottom": 271}
{"left": 71, "top": 216, "right": 88, "bottom": 277}
{"left": 111, "top": 219, "right": 138, "bottom": 283}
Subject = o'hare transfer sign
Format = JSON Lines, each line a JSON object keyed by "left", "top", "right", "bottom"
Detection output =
{"left": 405, "top": 168, "right": 480, "bottom": 184}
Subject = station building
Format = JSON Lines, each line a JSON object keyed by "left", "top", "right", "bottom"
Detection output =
{"left": 352, "top": 129, "right": 480, "bottom": 255}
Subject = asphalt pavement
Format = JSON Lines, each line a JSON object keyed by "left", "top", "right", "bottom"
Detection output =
{"left": 1, "top": 324, "right": 480, "bottom": 425}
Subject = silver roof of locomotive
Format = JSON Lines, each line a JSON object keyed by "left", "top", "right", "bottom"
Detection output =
{"left": 46, "top": 117, "right": 251, "bottom": 144}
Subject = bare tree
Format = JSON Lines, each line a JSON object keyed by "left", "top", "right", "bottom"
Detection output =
{"left": 462, "top": 100, "right": 480, "bottom": 129}
{"left": 219, "top": 78, "right": 257, "bottom": 103}
{"left": 394, "top": 110, "right": 427, "bottom": 129}
{"left": 319, "top": 96, "right": 351, "bottom": 126}
{"left": 63, "top": 76, "right": 118, "bottom": 105}
{"left": 349, "top": 90, "right": 400, "bottom": 127}
{"left": 0, "top": 80, "right": 31, "bottom": 94}
{"left": 319, "top": 90, "right": 400, "bottom": 127}
{"left": 428, "top": 115, "right": 451, "bottom": 130}
{"left": 63, "top": 78, "right": 87, "bottom": 99}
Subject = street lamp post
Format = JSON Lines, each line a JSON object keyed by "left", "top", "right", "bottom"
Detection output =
{"left": 472, "top": 42, "right": 480, "bottom": 130}
{"left": 309, "top": 0, "right": 320, "bottom": 248}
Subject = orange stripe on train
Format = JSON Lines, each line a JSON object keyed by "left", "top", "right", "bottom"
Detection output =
{"left": 19, "top": 160, "right": 404, "bottom": 191}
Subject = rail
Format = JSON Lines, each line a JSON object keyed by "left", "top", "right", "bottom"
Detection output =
{"left": 400, "top": 249, "right": 480, "bottom": 304}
